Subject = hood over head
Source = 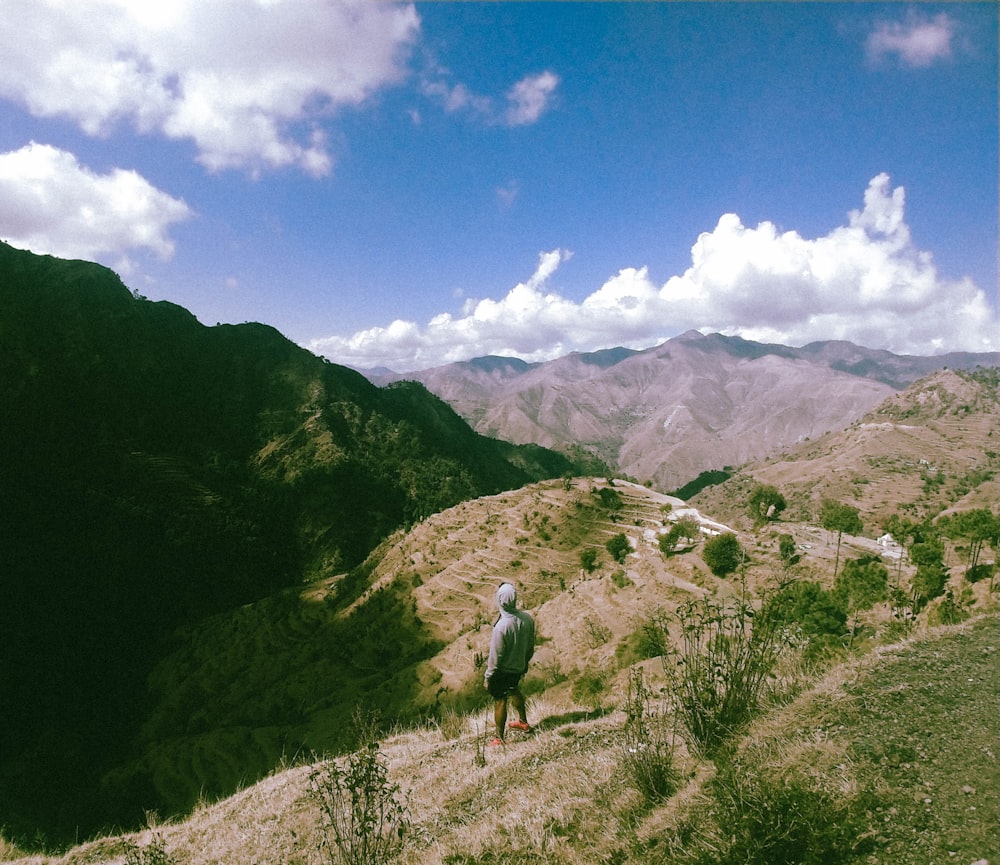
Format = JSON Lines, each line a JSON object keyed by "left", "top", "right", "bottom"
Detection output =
{"left": 497, "top": 582, "right": 518, "bottom": 612}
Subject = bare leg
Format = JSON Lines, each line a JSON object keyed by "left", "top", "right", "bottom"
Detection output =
{"left": 494, "top": 697, "right": 508, "bottom": 739}
{"left": 509, "top": 689, "right": 527, "bottom": 724}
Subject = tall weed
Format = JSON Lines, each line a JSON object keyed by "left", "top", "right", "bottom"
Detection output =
{"left": 664, "top": 595, "right": 786, "bottom": 756}
{"left": 618, "top": 667, "right": 679, "bottom": 805}
{"left": 308, "top": 740, "right": 410, "bottom": 865}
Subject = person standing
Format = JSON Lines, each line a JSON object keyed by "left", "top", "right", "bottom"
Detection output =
{"left": 484, "top": 582, "right": 535, "bottom": 745}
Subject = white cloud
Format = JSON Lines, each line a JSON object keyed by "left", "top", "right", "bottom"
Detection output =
{"left": 0, "top": 142, "right": 192, "bottom": 261}
{"left": 866, "top": 11, "right": 956, "bottom": 68}
{"left": 309, "top": 174, "right": 999, "bottom": 371}
{"left": 504, "top": 71, "right": 560, "bottom": 126}
{"left": 421, "top": 69, "right": 559, "bottom": 127}
{"left": 0, "top": 0, "right": 420, "bottom": 175}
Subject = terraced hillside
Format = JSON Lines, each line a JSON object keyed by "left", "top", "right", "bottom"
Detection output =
{"left": 331, "top": 477, "right": 738, "bottom": 705}
{"left": 691, "top": 367, "right": 1000, "bottom": 531}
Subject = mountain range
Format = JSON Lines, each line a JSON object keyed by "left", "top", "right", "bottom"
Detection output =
{"left": 2, "top": 239, "right": 997, "bottom": 851}
{"left": 368, "top": 333, "right": 996, "bottom": 491}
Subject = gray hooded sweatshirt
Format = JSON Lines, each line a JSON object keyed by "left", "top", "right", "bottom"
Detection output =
{"left": 485, "top": 583, "right": 535, "bottom": 680}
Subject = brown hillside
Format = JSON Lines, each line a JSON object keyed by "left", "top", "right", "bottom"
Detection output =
{"left": 324, "top": 477, "right": 740, "bottom": 710}
{"left": 691, "top": 368, "right": 1000, "bottom": 533}
{"left": 375, "top": 333, "right": 997, "bottom": 491}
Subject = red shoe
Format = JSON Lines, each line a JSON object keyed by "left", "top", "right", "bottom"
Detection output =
{"left": 508, "top": 720, "right": 531, "bottom": 732}
{"left": 488, "top": 737, "right": 504, "bottom": 747}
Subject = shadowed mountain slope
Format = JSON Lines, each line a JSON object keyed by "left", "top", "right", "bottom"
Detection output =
{"left": 0, "top": 241, "right": 576, "bottom": 843}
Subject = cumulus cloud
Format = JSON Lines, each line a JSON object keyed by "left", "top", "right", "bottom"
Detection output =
{"left": 309, "top": 174, "right": 999, "bottom": 371}
{"left": 0, "top": 142, "right": 192, "bottom": 263}
{"left": 0, "top": 0, "right": 420, "bottom": 175}
{"left": 866, "top": 11, "right": 956, "bottom": 68}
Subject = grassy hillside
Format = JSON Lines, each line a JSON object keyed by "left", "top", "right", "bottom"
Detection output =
{"left": 5, "top": 614, "right": 996, "bottom": 865}
{"left": 5, "top": 461, "right": 996, "bottom": 860}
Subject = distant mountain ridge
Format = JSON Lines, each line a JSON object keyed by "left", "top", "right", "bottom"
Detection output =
{"left": 367, "top": 332, "right": 997, "bottom": 490}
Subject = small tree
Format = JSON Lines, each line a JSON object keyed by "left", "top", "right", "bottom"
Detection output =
{"left": 702, "top": 533, "right": 743, "bottom": 578}
{"left": 659, "top": 517, "right": 700, "bottom": 555}
{"left": 747, "top": 484, "right": 787, "bottom": 526}
{"left": 597, "top": 486, "right": 623, "bottom": 515}
{"left": 940, "top": 508, "right": 1000, "bottom": 577}
{"left": 606, "top": 532, "right": 632, "bottom": 563}
{"left": 910, "top": 539, "right": 949, "bottom": 612}
{"left": 834, "top": 555, "right": 888, "bottom": 643}
{"left": 820, "top": 499, "right": 863, "bottom": 580}
{"left": 580, "top": 547, "right": 599, "bottom": 573}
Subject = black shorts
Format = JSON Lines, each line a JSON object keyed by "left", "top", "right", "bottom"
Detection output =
{"left": 487, "top": 671, "right": 522, "bottom": 699}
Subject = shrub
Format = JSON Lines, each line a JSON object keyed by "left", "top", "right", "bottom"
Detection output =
{"left": 664, "top": 595, "right": 785, "bottom": 756}
{"left": 308, "top": 740, "right": 410, "bottom": 865}
{"left": 778, "top": 534, "right": 798, "bottom": 566}
{"left": 580, "top": 548, "right": 599, "bottom": 573}
{"left": 122, "top": 834, "right": 175, "bottom": 865}
{"left": 584, "top": 615, "right": 613, "bottom": 648}
{"left": 701, "top": 533, "right": 743, "bottom": 578}
{"left": 611, "top": 568, "right": 632, "bottom": 588}
{"left": 747, "top": 484, "right": 786, "bottom": 526}
{"left": 606, "top": 532, "right": 631, "bottom": 563}
{"left": 615, "top": 609, "right": 671, "bottom": 667}
{"left": 966, "top": 563, "right": 995, "bottom": 584}
{"left": 597, "top": 486, "right": 623, "bottom": 513}
{"left": 763, "top": 581, "right": 847, "bottom": 661}
{"left": 571, "top": 668, "right": 609, "bottom": 712}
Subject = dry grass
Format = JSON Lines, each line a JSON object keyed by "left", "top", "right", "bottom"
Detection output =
{"left": 4, "top": 614, "right": 997, "bottom": 865}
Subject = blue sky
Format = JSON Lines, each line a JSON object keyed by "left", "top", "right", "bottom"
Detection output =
{"left": 1, "top": 2, "right": 996, "bottom": 371}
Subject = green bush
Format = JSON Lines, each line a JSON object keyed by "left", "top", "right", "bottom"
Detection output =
{"left": 580, "top": 548, "right": 599, "bottom": 573}
{"left": 611, "top": 568, "right": 633, "bottom": 588}
{"left": 701, "top": 533, "right": 743, "bottom": 578}
{"left": 763, "top": 581, "right": 847, "bottom": 661}
{"left": 606, "top": 532, "right": 631, "bottom": 563}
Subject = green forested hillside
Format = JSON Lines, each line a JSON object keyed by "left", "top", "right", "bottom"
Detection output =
{"left": 0, "top": 242, "right": 575, "bottom": 844}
